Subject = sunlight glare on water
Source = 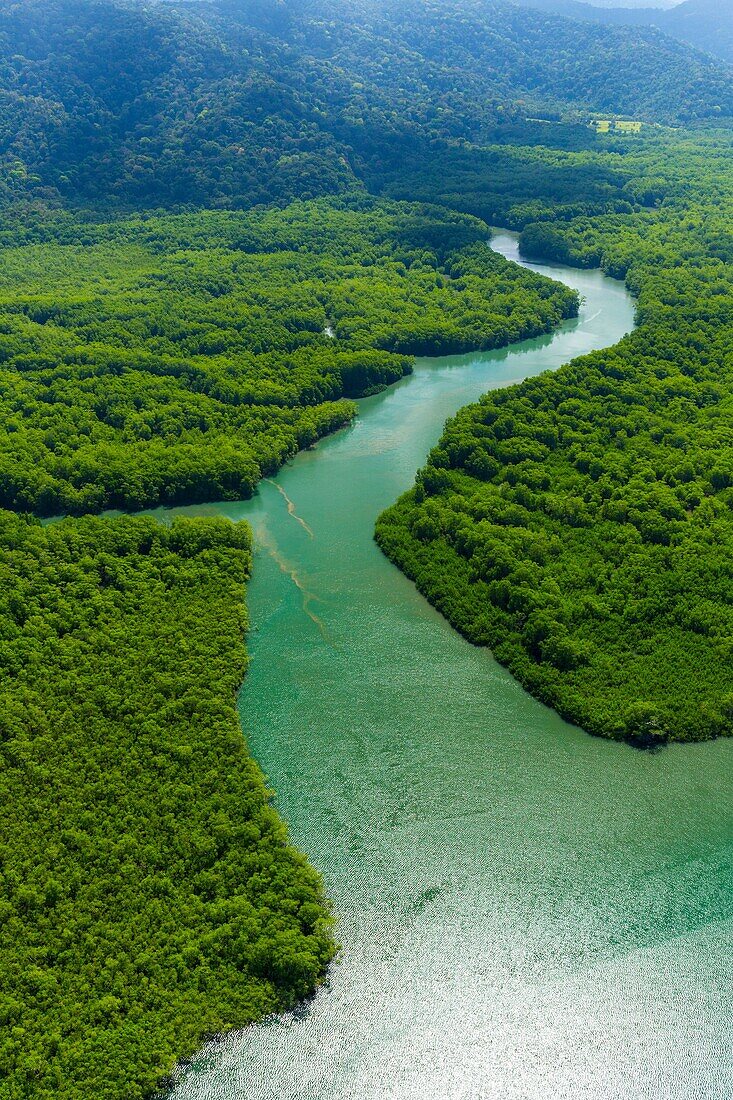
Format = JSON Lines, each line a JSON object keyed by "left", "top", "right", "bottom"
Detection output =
{"left": 163, "top": 233, "right": 733, "bottom": 1100}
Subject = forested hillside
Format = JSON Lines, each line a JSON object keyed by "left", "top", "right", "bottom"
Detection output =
{"left": 514, "top": 0, "right": 733, "bottom": 66}
{"left": 2, "top": 0, "right": 732, "bottom": 212}
{"left": 376, "top": 129, "right": 733, "bottom": 744}
{"left": 270, "top": 0, "right": 733, "bottom": 122}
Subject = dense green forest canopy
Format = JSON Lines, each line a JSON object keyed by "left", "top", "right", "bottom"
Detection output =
{"left": 513, "top": 0, "right": 733, "bottom": 67}
{"left": 0, "top": 513, "right": 334, "bottom": 1099}
{"left": 376, "top": 125, "right": 733, "bottom": 745}
{"left": 374, "top": 125, "right": 733, "bottom": 243}
{"left": 1, "top": 0, "right": 732, "bottom": 212}
{"left": 264, "top": 0, "right": 733, "bottom": 121}
{"left": 0, "top": 198, "right": 576, "bottom": 514}
{"left": 0, "top": 134, "right": 579, "bottom": 1097}
{"left": 4, "top": 0, "right": 733, "bottom": 1095}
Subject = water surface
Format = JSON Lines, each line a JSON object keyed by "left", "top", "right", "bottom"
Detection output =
{"left": 167, "top": 234, "right": 733, "bottom": 1099}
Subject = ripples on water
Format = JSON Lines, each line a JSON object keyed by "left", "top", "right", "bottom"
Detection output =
{"left": 163, "top": 235, "right": 733, "bottom": 1100}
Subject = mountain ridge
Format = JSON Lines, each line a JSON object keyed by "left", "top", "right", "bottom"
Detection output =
{"left": 1, "top": 0, "right": 732, "bottom": 214}
{"left": 511, "top": 0, "right": 733, "bottom": 65}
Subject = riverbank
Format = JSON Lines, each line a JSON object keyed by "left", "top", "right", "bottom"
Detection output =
{"left": 378, "top": 220, "right": 733, "bottom": 745}
{"left": 12, "top": 216, "right": 584, "bottom": 1100}
{"left": 0, "top": 514, "right": 336, "bottom": 1100}
{"left": 162, "top": 237, "right": 731, "bottom": 1100}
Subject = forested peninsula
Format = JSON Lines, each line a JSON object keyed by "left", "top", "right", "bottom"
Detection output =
{"left": 1, "top": 515, "right": 336, "bottom": 1099}
{"left": 1, "top": 206, "right": 581, "bottom": 1099}
{"left": 3, "top": 0, "right": 733, "bottom": 1096}
{"left": 377, "top": 130, "right": 733, "bottom": 745}
{"left": 0, "top": 200, "right": 577, "bottom": 515}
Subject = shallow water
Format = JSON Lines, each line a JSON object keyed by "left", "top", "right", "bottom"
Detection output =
{"left": 165, "top": 233, "right": 733, "bottom": 1100}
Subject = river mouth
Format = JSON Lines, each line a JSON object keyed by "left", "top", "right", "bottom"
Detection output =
{"left": 163, "top": 233, "right": 733, "bottom": 1100}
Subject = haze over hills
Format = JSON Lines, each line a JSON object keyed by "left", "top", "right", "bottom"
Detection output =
{"left": 514, "top": 0, "right": 733, "bottom": 66}
{"left": 1, "top": 0, "right": 733, "bottom": 213}
{"left": 580, "top": 0, "right": 674, "bottom": 6}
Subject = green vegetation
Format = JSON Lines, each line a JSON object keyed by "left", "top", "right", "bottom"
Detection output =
{"left": 513, "top": 0, "right": 733, "bottom": 68}
{"left": 0, "top": 146, "right": 578, "bottom": 1100}
{"left": 0, "top": 513, "right": 335, "bottom": 1099}
{"left": 1, "top": 0, "right": 731, "bottom": 214}
{"left": 3, "top": 0, "right": 733, "bottom": 1094}
{"left": 0, "top": 198, "right": 577, "bottom": 515}
{"left": 377, "top": 128, "right": 733, "bottom": 745}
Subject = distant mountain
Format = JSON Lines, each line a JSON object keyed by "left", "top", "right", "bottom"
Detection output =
{"left": 581, "top": 0, "right": 675, "bottom": 6}
{"left": 513, "top": 0, "right": 733, "bottom": 65}
{"left": 1, "top": 0, "right": 732, "bottom": 213}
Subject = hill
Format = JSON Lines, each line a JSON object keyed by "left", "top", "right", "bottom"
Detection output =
{"left": 513, "top": 0, "right": 733, "bottom": 66}
{"left": 1, "top": 0, "right": 732, "bottom": 214}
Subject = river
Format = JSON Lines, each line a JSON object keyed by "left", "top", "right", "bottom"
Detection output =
{"left": 165, "top": 232, "right": 733, "bottom": 1099}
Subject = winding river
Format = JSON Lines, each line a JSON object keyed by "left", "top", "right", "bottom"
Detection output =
{"left": 166, "top": 233, "right": 733, "bottom": 1099}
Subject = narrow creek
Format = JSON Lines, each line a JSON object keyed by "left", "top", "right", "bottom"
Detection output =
{"left": 164, "top": 232, "right": 733, "bottom": 1099}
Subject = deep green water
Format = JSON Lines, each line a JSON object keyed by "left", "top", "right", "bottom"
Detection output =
{"left": 166, "top": 234, "right": 733, "bottom": 1099}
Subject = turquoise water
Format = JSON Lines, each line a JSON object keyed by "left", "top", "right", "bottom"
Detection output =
{"left": 166, "top": 234, "right": 733, "bottom": 1099}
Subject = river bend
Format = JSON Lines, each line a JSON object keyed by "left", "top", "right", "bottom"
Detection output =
{"left": 165, "top": 232, "right": 733, "bottom": 1100}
